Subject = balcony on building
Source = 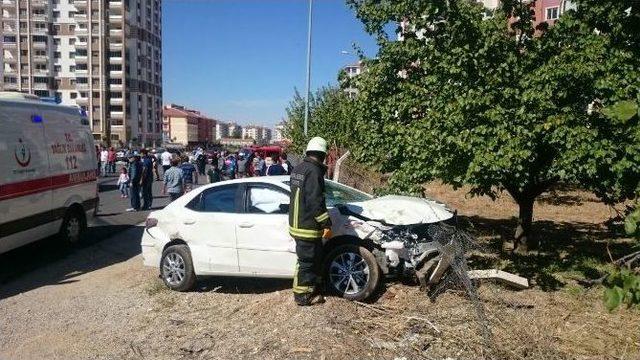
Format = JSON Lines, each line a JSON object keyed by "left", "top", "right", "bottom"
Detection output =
{"left": 32, "top": 54, "right": 48, "bottom": 62}
{"left": 110, "top": 96, "right": 123, "bottom": 106}
{"left": 74, "top": 12, "right": 88, "bottom": 22}
{"left": 32, "top": 40, "right": 47, "bottom": 49}
{"left": 109, "top": 13, "right": 123, "bottom": 23}
{"left": 110, "top": 110, "right": 124, "bottom": 119}
{"left": 75, "top": 26, "right": 89, "bottom": 36}
{"left": 3, "top": 82, "right": 18, "bottom": 90}
{"left": 3, "top": 65, "right": 17, "bottom": 74}
{"left": 1, "top": 9, "right": 15, "bottom": 19}
{"left": 109, "top": 55, "right": 123, "bottom": 64}
{"left": 109, "top": 0, "right": 123, "bottom": 10}
{"left": 31, "top": 0, "right": 47, "bottom": 8}
{"left": 75, "top": 38, "right": 88, "bottom": 48}
{"left": 109, "top": 41, "right": 123, "bottom": 51}
{"left": 75, "top": 67, "right": 88, "bottom": 75}
{"left": 2, "top": 24, "right": 15, "bottom": 34}
{"left": 75, "top": 52, "right": 88, "bottom": 63}
{"left": 33, "top": 68, "right": 49, "bottom": 76}
{"left": 76, "top": 82, "right": 90, "bottom": 91}
{"left": 31, "top": 13, "right": 47, "bottom": 21}
{"left": 1, "top": 0, "right": 16, "bottom": 8}
{"left": 76, "top": 96, "right": 88, "bottom": 105}
{"left": 109, "top": 27, "right": 123, "bottom": 38}
{"left": 109, "top": 82, "right": 123, "bottom": 91}
{"left": 33, "top": 82, "right": 49, "bottom": 90}
{"left": 32, "top": 25, "right": 48, "bottom": 35}
{"left": 74, "top": 0, "right": 87, "bottom": 9}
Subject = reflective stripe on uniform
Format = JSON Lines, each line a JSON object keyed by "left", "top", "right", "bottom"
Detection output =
{"left": 289, "top": 226, "right": 323, "bottom": 239}
{"left": 315, "top": 212, "right": 329, "bottom": 223}
{"left": 292, "top": 262, "right": 314, "bottom": 294}
{"left": 293, "top": 188, "right": 300, "bottom": 229}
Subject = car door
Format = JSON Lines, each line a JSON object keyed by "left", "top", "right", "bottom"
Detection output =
{"left": 236, "top": 184, "right": 297, "bottom": 276}
{"left": 178, "top": 184, "right": 242, "bottom": 274}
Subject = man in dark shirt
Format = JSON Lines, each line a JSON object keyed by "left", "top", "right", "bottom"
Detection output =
{"left": 179, "top": 156, "right": 198, "bottom": 192}
{"left": 140, "top": 149, "right": 154, "bottom": 210}
{"left": 126, "top": 154, "right": 142, "bottom": 212}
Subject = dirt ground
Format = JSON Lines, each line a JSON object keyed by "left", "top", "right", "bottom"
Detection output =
{"left": 1, "top": 183, "right": 639, "bottom": 359}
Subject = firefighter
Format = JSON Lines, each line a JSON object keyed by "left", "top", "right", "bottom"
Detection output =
{"left": 289, "top": 137, "right": 332, "bottom": 306}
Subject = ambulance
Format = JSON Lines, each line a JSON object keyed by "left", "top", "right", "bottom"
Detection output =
{"left": 0, "top": 92, "right": 98, "bottom": 254}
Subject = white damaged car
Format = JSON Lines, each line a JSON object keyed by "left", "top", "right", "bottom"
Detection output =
{"left": 141, "top": 176, "right": 460, "bottom": 301}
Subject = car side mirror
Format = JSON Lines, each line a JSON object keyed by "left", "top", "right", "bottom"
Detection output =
{"left": 279, "top": 203, "right": 290, "bottom": 213}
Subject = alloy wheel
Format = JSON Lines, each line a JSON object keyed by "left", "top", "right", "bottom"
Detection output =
{"left": 162, "top": 252, "right": 186, "bottom": 286}
{"left": 329, "top": 252, "right": 370, "bottom": 295}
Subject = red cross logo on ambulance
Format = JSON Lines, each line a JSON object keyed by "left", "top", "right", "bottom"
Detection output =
{"left": 14, "top": 138, "right": 31, "bottom": 167}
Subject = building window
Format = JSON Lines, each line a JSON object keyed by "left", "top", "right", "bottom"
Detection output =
{"left": 69, "top": 52, "right": 76, "bottom": 59}
{"left": 54, "top": 51, "right": 61, "bottom": 58}
{"left": 68, "top": 11, "right": 75, "bottom": 18}
{"left": 21, "top": 50, "right": 28, "bottom": 56}
{"left": 69, "top": 65, "right": 76, "bottom": 72}
{"left": 70, "top": 79, "right": 76, "bottom": 86}
{"left": 53, "top": 38, "right": 61, "bottom": 45}
{"left": 3, "top": 35, "right": 16, "bottom": 43}
{"left": 53, "top": 11, "right": 60, "bottom": 18}
{"left": 69, "top": 25, "right": 75, "bottom": 31}
{"left": 93, "top": 91, "right": 100, "bottom": 98}
{"left": 69, "top": 38, "right": 76, "bottom": 45}
{"left": 546, "top": 6, "right": 559, "bottom": 20}
{"left": 70, "top": 92, "right": 77, "bottom": 99}
{"left": 54, "top": 65, "right": 61, "bottom": 72}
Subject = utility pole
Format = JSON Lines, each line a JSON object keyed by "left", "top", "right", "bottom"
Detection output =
{"left": 304, "top": 0, "right": 313, "bottom": 136}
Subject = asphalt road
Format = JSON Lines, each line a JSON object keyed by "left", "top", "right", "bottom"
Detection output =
{"left": 0, "top": 173, "right": 173, "bottom": 287}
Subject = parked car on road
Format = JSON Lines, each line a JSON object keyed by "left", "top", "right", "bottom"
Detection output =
{"left": 141, "top": 176, "right": 456, "bottom": 301}
{"left": 0, "top": 92, "right": 98, "bottom": 254}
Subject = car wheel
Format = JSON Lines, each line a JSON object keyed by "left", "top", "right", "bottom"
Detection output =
{"left": 160, "top": 245, "right": 196, "bottom": 291}
{"left": 59, "top": 208, "right": 86, "bottom": 245}
{"left": 324, "top": 244, "right": 380, "bottom": 301}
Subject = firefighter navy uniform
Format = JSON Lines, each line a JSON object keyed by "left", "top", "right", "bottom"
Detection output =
{"left": 289, "top": 156, "right": 332, "bottom": 300}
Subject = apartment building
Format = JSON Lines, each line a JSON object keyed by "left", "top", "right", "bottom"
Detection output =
{"left": 343, "top": 62, "right": 362, "bottom": 98}
{"left": 272, "top": 121, "right": 287, "bottom": 143}
{"left": 162, "top": 104, "right": 215, "bottom": 146}
{"left": 227, "top": 122, "right": 242, "bottom": 138}
{"left": 0, "top": 0, "right": 162, "bottom": 146}
{"left": 215, "top": 121, "right": 228, "bottom": 141}
{"left": 241, "top": 124, "right": 272, "bottom": 145}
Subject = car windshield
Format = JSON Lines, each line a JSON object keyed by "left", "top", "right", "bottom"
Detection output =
{"left": 283, "top": 180, "right": 372, "bottom": 207}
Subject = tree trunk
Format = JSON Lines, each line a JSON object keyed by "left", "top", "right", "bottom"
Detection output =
{"left": 514, "top": 197, "right": 535, "bottom": 254}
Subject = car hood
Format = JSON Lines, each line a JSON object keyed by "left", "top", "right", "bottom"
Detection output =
{"left": 342, "top": 195, "right": 454, "bottom": 225}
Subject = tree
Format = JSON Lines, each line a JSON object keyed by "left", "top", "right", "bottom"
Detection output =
{"left": 346, "top": 0, "right": 640, "bottom": 252}
{"left": 285, "top": 86, "right": 356, "bottom": 153}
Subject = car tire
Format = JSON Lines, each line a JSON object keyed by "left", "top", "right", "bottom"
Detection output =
{"left": 324, "top": 244, "right": 380, "bottom": 301}
{"left": 59, "top": 208, "right": 86, "bottom": 246}
{"left": 160, "top": 245, "right": 196, "bottom": 291}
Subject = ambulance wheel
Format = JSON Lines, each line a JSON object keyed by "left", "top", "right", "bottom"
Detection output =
{"left": 324, "top": 244, "right": 380, "bottom": 301}
{"left": 59, "top": 207, "right": 87, "bottom": 245}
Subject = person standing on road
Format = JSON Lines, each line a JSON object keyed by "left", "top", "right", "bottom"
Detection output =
{"left": 196, "top": 153, "right": 207, "bottom": 176}
{"left": 289, "top": 137, "right": 332, "bottom": 306}
{"left": 140, "top": 149, "right": 154, "bottom": 210}
{"left": 117, "top": 166, "right": 130, "bottom": 198}
{"left": 107, "top": 147, "right": 117, "bottom": 175}
{"left": 152, "top": 149, "right": 161, "bottom": 181}
{"left": 236, "top": 156, "right": 248, "bottom": 178}
{"left": 126, "top": 154, "right": 142, "bottom": 212}
{"left": 179, "top": 156, "right": 198, "bottom": 192}
{"left": 161, "top": 149, "right": 173, "bottom": 175}
{"left": 162, "top": 158, "right": 184, "bottom": 202}
{"left": 100, "top": 147, "right": 109, "bottom": 176}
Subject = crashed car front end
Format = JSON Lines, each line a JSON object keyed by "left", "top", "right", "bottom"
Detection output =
{"left": 329, "top": 195, "right": 468, "bottom": 292}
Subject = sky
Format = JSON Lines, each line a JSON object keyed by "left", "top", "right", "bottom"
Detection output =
{"left": 162, "top": 0, "right": 378, "bottom": 127}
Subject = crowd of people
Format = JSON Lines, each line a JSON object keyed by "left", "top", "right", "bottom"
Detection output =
{"left": 96, "top": 145, "right": 295, "bottom": 211}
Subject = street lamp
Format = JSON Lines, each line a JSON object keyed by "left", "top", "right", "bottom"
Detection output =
{"left": 304, "top": 0, "right": 313, "bottom": 136}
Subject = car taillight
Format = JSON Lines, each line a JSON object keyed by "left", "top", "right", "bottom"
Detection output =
{"left": 145, "top": 218, "right": 158, "bottom": 229}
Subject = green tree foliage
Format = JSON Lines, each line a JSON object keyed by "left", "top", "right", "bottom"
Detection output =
{"left": 346, "top": 0, "right": 640, "bottom": 252}
{"left": 284, "top": 87, "right": 356, "bottom": 154}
